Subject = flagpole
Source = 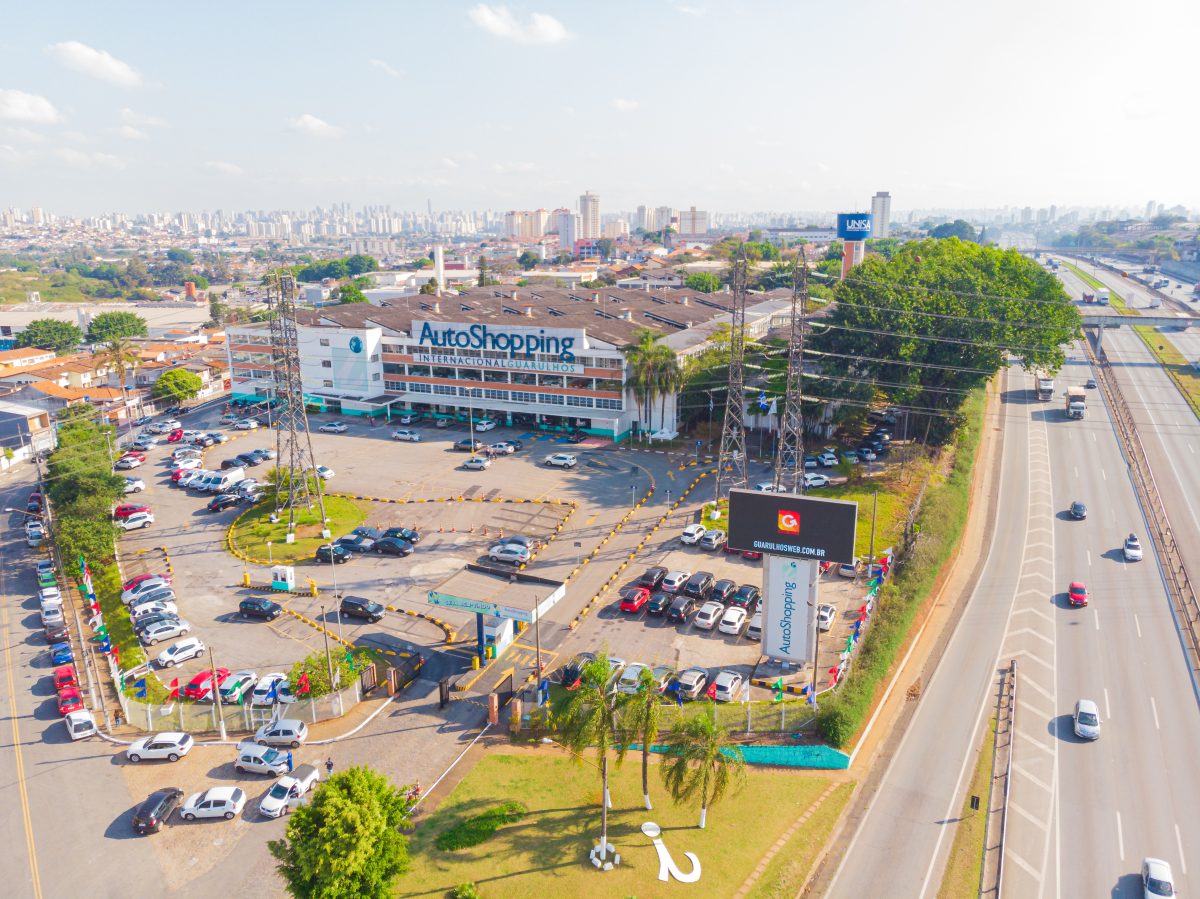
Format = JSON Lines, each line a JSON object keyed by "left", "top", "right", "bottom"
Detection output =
{"left": 210, "top": 647, "right": 228, "bottom": 740}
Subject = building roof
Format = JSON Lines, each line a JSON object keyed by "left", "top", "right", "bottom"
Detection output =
{"left": 28, "top": 383, "right": 123, "bottom": 402}
{"left": 0, "top": 347, "right": 55, "bottom": 365}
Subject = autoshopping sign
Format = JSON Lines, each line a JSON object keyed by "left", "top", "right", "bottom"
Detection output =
{"left": 727, "top": 488, "right": 858, "bottom": 563}
{"left": 762, "top": 555, "right": 816, "bottom": 664}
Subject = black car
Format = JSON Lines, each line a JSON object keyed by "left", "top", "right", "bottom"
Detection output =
{"left": 133, "top": 787, "right": 183, "bottom": 834}
{"left": 558, "top": 652, "right": 596, "bottom": 689}
{"left": 683, "top": 571, "right": 715, "bottom": 600}
{"left": 646, "top": 591, "right": 673, "bottom": 616}
{"left": 207, "top": 493, "right": 243, "bottom": 512}
{"left": 372, "top": 537, "right": 413, "bottom": 556}
{"left": 334, "top": 534, "right": 375, "bottom": 553}
{"left": 666, "top": 594, "right": 701, "bottom": 623}
{"left": 353, "top": 526, "right": 386, "bottom": 541}
{"left": 453, "top": 438, "right": 484, "bottom": 452}
{"left": 238, "top": 597, "right": 283, "bottom": 620}
{"left": 729, "top": 584, "right": 762, "bottom": 613}
{"left": 43, "top": 622, "right": 69, "bottom": 643}
{"left": 711, "top": 578, "right": 738, "bottom": 604}
{"left": 220, "top": 458, "right": 243, "bottom": 470}
{"left": 383, "top": 526, "right": 421, "bottom": 544}
{"left": 339, "top": 596, "right": 385, "bottom": 623}
{"left": 638, "top": 566, "right": 668, "bottom": 590}
{"left": 133, "top": 613, "right": 182, "bottom": 635}
{"left": 315, "top": 544, "right": 352, "bottom": 564}
{"left": 248, "top": 449, "right": 274, "bottom": 462}
{"left": 1069, "top": 501, "right": 1087, "bottom": 520}
{"left": 235, "top": 453, "right": 262, "bottom": 467}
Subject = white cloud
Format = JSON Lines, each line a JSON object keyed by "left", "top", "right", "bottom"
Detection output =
{"left": 115, "top": 124, "right": 147, "bottom": 140}
{"left": 92, "top": 152, "right": 125, "bottom": 169}
{"left": 468, "top": 5, "right": 570, "bottom": 44}
{"left": 204, "top": 160, "right": 243, "bottom": 176}
{"left": 48, "top": 41, "right": 142, "bottom": 87}
{"left": 441, "top": 157, "right": 459, "bottom": 169}
{"left": 0, "top": 89, "right": 62, "bottom": 124}
{"left": 287, "top": 113, "right": 343, "bottom": 138}
{"left": 490, "top": 161, "right": 535, "bottom": 174}
{"left": 369, "top": 59, "right": 401, "bottom": 78}
{"left": 121, "top": 107, "right": 166, "bottom": 127}
{"left": 3, "top": 126, "right": 46, "bottom": 142}
{"left": 612, "top": 98, "right": 639, "bottom": 111}
{"left": 673, "top": 3, "right": 705, "bottom": 15}
{"left": 52, "top": 147, "right": 125, "bottom": 168}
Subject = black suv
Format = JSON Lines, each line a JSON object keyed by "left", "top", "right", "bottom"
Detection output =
{"left": 646, "top": 591, "right": 673, "bottom": 616}
{"left": 384, "top": 526, "right": 421, "bottom": 544}
{"left": 666, "top": 594, "right": 701, "bottom": 622}
{"left": 729, "top": 584, "right": 762, "bottom": 613}
{"left": 683, "top": 571, "right": 715, "bottom": 600}
{"left": 639, "top": 566, "right": 668, "bottom": 590}
{"left": 711, "top": 579, "right": 738, "bottom": 604}
{"left": 340, "top": 596, "right": 385, "bottom": 623}
{"left": 238, "top": 597, "right": 283, "bottom": 620}
{"left": 207, "top": 493, "right": 243, "bottom": 512}
{"left": 132, "top": 787, "right": 183, "bottom": 834}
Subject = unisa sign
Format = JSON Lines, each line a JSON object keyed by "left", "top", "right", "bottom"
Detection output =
{"left": 836, "top": 213, "right": 873, "bottom": 242}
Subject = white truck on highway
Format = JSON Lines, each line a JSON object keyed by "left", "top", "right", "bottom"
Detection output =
{"left": 1097, "top": 288, "right": 1110, "bottom": 305}
{"left": 1065, "top": 386, "right": 1086, "bottom": 420}
{"left": 1035, "top": 372, "right": 1055, "bottom": 401}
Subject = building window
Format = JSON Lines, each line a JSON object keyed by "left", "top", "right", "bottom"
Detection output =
{"left": 323, "top": 379, "right": 334, "bottom": 388}
{"left": 538, "top": 374, "right": 565, "bottom": 388}
{"left": 484, "top": 389, "right": 508, "bottom": 401}
{"left": 433, "top": 384, "right": 456, "bottom": 396}
{"left": 321, "top": 360, "right": 332, "bottom": 368}
{"left": 511, "top": 372, "right": 536, "bottom": 386}
{"left": 510, "top": 390, "right": 537, "bottom": 404}
{"left": 457, "top": 368, "right": 483, "bottom": 381}
{"left": 542, "top": 394, "right": 565, "bottom": 405}
{"left": 369, "top": 354, "right": 379, "bottom": 362}
{"left": 371, "top": 373, "right": 381, "bottom": 381}
{"left": 595, "top": 379, "right": 623, "bottom": 392}
{"left": 409, "top": 382, "right": 432, "bottom": 394}
{"left": 320, "top": 339, "right": 330, "bottom": 347}
{"left": 432, "top": 366, "right": 456, "bottom": 379}
{"left": 595, "top": 397, "right": 623, "bottom": 410}
{"left": 382, "top": 343, "right": 401, "bottom": 354}
{"left": 566, "top": 395, "right": 594, "bottom": 408}
{"left": 383, "top": 363, "right": 404, "bottom": 375}
{"left": 483, "top": 370, "right": 508, "bottom": 384}
{"left": 407, "top": 365, "right": 431, "bottom": 377}
{"left": 384, "top": 380, "right": 406, "bottom": 391}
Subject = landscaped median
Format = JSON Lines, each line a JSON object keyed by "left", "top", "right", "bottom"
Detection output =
{"left": 227, "top": 494, "right": 367, "bottom": 564}
{"left": 1063, "top": 261, "right": 1138, "bottom": 315}
{"left": 1132, "top": 324, "right": 1200, "bottom": 421}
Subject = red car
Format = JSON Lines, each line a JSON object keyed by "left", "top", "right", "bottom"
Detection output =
{"left": 184, "top": 667, "right": 231, "bottom": 701}
{"left": 166, "top": 429, "right": 184, "bottom": 443}
{"left": 123, "top": 572, "right": 172, "bottom": 592}
{"left": 170, "top": 468, "right": 194, "bottom": 482}
{"left": 113, "top": 504, "right": 150, "bottom": 520}
{"left": 53, "top": 665, "right": 78, "bottom": 692}
{"left": 27, "top": 491, "right": 42, "bottom": 512}
{"left": 57, "top": 687, "right": 84, "bottom": 716}
{"left": 120, "top": 450, "right": 147, "bottom": 462}
{"left": 619, "top": 587, "right": 651, "bottom": 613}
{"left": 741, "top": 550, "right": 763, "bottom": 560}
{"left": 1068, "top": 581, "right": 1088, "bottom": 607}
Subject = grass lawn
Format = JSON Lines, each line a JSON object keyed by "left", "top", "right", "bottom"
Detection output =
{"left": 0, "top": 269, "right": 117, "bottom": 303}
{"left": 1132, "top": 325, "right": 1200, "bottom": 421}
{"left": 937, "top": 717, "right": 996, "bottom": 899}
{"left": 747, "top": 781, "right": 854, "bottom": 899}
{"left": 400, "top": 749, "right": 845, "bottom": 899}
{"left": 228, "top": 495, "right": 366, "bottom": 563}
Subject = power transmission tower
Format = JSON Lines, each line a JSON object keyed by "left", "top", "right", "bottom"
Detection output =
{"left": 774, "top": 248, "right": 808, "bottom": 494}
{"left": 714, "top": 246, "right": 749, "bottom": 502}
{"left": 266, "top": 271, "right": 329, "bottom": 543}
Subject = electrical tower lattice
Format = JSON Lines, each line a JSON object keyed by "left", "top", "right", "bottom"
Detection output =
{"left": 715, "top": 247, "right": 750, "bottom": 501}
{"left": 266, "top": 271, "right": 329, "bottom": 540}
{"left": 774, "top": 249, "right": 808, "bottom": 494}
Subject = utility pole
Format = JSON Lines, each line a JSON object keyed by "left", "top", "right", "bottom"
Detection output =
{"left": 868, "top": 488, "right": 879, "bottom": 566}
{"left": 714, "top": 245, "right": 750, "bottom": 505}
{"left": 210, "top": 647, "right": 228, "bottom": 740}
{"left": 774, "top": 249, "right": 808, "bottom": 495}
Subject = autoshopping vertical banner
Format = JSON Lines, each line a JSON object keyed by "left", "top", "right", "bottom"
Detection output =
{"left": 761, "top": 554, "right": 818, "bottom": 664}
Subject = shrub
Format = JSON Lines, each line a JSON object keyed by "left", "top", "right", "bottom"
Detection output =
{"left": 451, "top": 884, "right": 481, "bottom": 899}
{"left": 435, "top": 802, "right": 527, "bottom": 852}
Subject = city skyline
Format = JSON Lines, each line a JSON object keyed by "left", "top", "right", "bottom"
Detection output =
{"left": 2, "top": 0, "right": 1197, "bottom": 216}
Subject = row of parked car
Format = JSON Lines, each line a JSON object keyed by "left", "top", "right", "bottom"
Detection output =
{"left": 558, "top": 652, "right": 746, "bottom": 703}
{"left": 620, "top": 565, "right": 765, "bottom": 639}
{"left": 318, "top": 525, "right": 422, "bottom": 563}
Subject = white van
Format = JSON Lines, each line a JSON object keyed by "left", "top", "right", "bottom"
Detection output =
{"left": 209, "top": 468, "right": 246, "bottom": 493}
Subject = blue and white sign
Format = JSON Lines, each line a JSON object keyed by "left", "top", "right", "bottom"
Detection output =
{"left": 836, "top": 213, "right": 873, "bottom": 242}
{"left": 348, "top": 336, "right": 363, "bottom": 353}
{"left": 413, "top": 321, "right": 586, "bottom": 363}
{"left": 761, "top": 555, "right": 817, "bottom": 663}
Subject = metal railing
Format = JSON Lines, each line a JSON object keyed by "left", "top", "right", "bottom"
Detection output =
{"left": 981, "top": 659, "right": 1016, "bottom": 898}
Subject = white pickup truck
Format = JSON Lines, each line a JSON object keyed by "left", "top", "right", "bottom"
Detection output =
{"left": 258, "top": 764, "right": 320, "bottom": 818}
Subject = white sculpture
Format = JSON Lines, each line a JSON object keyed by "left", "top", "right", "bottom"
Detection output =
{"left": 641, "top": 822, "right": 702, "bottom": 883}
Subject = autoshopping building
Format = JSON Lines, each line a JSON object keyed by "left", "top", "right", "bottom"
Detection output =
{"left": 225, "top": 285, "right": 794, "bottom": 442}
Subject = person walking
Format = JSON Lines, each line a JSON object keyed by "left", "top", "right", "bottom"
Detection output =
{"left": 325, "top": 757, "right": 334, "bottom": 777}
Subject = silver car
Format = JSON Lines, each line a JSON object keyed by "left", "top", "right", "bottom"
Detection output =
{"left": 140, "top": 618, "right": 191, "bottom": 645}
{"left": 1073, "top": 699, "right": 1100, "bottom": 740}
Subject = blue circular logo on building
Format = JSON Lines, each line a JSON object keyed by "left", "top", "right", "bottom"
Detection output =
{"left": 349, "top": 336, "right": 363, "bottom": 353}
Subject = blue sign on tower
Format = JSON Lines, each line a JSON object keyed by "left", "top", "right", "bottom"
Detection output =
{"left": 836, "top": 213, "right": 873, "bottom": 241}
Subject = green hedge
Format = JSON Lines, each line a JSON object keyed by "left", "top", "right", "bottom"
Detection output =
{"left": 435, "top": 802, "right": 527, "bottom": 852}
{"left": 815, "top": 388, "right": 986, "bottom": 747}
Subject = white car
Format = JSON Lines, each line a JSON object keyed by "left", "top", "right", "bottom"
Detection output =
{"left": 315, "top": 465, "right": 334, "bottom": 479}
{"left": 181, "top": 430, "right": 204, "bottom": 442}
{"left": 489, "top": 543, "right": 531, "bottom": 565}
{"left": 124, "top": 477, "right": 145, "bottom": 493}
{"left": 178, "top": 470, "right": 207, "bottom": 488}
{"left": 251, "top": 672, "right": 289, "bottom": 706}
{"left": 126, "top": 586, "right": 175, "bottom": 608}
{"left": 63, "top": 709, "right": 97, "bottom": 741}
{"left": 1123, "top": 534, "right": 1143, "bottom": 562}
{"left": 475, "top": 419, "right": 497, "bottom": 432}
{"left": 130, "top": 600, "right": 179, "bottom": 621}
{"left": 817, "top": 604, "right": 837, "bottom": 631}
{"left": 803, "top": 473, "right": 831, "bottom": 488}
{"left": 858, "top": 448, "right": 877, "bottom": 462}
{"left": 219, "top": 670, "right": 258, "bottom": 704}
{"left": 463, "top": 456, "right": 492, "bottom": 471}
{"left": 255, "top": 718, "right": 308, "bottom": 748}
{"left": 694, "top": 601, "right": 725, "bottom": 630}
{"left": 40, "top": 605, "right": 64, "bottom": 627}
{"left": 718, "top": 606, "right": 748, "bottom": 635}
{"left": 140, "top": 618, "right": 191, "bottom": 645}
{"left": 180, "top": 786, "right": 246, "bottom": 821}
{"left": 488, "top": 442, "right": 516, "bottom": 455}
{"left": 114, "top": 456, "right": 142, "bottom": 470}
{"left": 119, "top": 512, "right": 155, "bottom": 530}
{"left": 1073, "top": 698, "right": 1101, "bottom": 740}
{"left": 258, "top": 766, "right": 321, "bottom": 819}
{"left": 126, "top": 732, "right": 194, "bottom": 763}
{"left": 319, "top": 422, "right": 348, "bottom": 433}
{"left": 1142, "top": 858, "right": 1175, "bottom": 899}
{"left": 680, "top": 524, "right": 707, "bottom": 545}
{"left": 391, "top": 429, "right": 421, "bottom": 442}
{"left": 818, "top": 452, "right": 838, "bottom": 466}
{"left": 174, "top": 457, "right": 203, "bottom": 471}
{"left": 712, "top": 670, "right": 744, "bottom": 702}
{"left": 155, "top": 636, "right": 205, "bottom": 668}
{"left": 699, "top": 529, "right": 727, "bottom": 550}
{"left": 661, "top": 570, "right": 690, "bottom": 593}
{"left": 235, "top": 419, "right": 259, "bottom": 430}
{"left": 544, "top": 453, "right": 577, "bottom": 469}
{"left": 397, "top": 412, "right": 419, "bottom": 425}
{"left": 121, "top": 577, "right": 171, "bottom": 603}
{"left": 616, "top": 663, "right": 650, "bottom": 695}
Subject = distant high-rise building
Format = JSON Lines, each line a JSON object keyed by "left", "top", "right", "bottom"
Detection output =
{"left": 30, "top": 207, "right": 45, "bottom": 226}
{"left": 678, "top": 206, "right": 709, "bottom": 237}
{"left": 602, "top": 220, "right": 629, "bottom": 239}
{"left": 1146, "top": 200, "right": 1156, "bottom": 220}
{"left": 1021, "top": 206, "right": 1033, "bottom": 224}
{"left": 579, "top": 192, "right": 600, "bottom": 239}
{"left": 1049, "top": 204, "right": 1057, "bottom": 222}
{"left": 870, "top": 191, "right": 891, "bottom": 238}
{"left": 556, "top": 210, "right": 580, "bottom": 254}
{"left": 655, "top": 206, "right": 675, "bottom": 233}
{"left": 634, "top": 205, "right": 649, "bottom": 232}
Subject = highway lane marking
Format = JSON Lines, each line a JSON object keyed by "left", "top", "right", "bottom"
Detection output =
{"left": 1134, "top": 614, "right": 1142, "bottom": 638}
{"left": 1012, "top": 760, "right": 1054, "bottom": 793}
{"left": 1176, "top": 824, "right": 1188, "bottom": 875}
{"left": 1191, "top": 444, "right": 1195, "bottom": 455}
{"left": 1116, "top": 812, "right": 1125, "bottom": 861}
{"left": 2, "top": 606, "right": 43, "bottom": 899}
{"left": 1104, "top": 688, "right": 1111, "bottom": 720}
{"left": 1151, "top": 696, "right": 1160, "bottom": 730}
{"left": 1012, "top": 802, "right": 1049, "bottom": 831}
{"left": 1101, "top": 469, "right": 1107, "bottom": 481}
{"left": 1093, "top": 609, "right": 1100, "bottom": 631}
{"left": 1087, "top": 550, "right": 1092, "bottom": 567}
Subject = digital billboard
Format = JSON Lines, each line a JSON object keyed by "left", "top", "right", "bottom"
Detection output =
{"left": 761, "top": 555, "right": 817, "bottom": 663}
{"left": 727, "top": 489, "right": 858, "bottom": 563}
{"left": 836, "top": 213, "right": 873, "bottom": 242}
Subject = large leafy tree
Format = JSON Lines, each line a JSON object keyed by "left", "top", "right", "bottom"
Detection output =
{"left": 152, "top": 368, "right": 203, "bottom": 402}
{"left": 929, "top": 219, "right": 977, "bottom": 242}
{"left": 87, "top": 311, "right": 147, "bottom": 342}
{"left": 660, "top": 706, "right": 745, "bottom": 829}
{"left": 16, "top": 319, "right": 83, "bottom": 355}
{"left": 684, "top": 272, "right": 720, "bottom": 293}
{"left": 269, "top": 765, "right": 412, "bottom": 899}
{"left": 623, "top": 328, "right": 681, "bottom": 434}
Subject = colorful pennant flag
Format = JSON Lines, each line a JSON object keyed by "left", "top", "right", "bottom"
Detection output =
{"left": 297, "top": 672, "right": 311, "bottom": 694}
{"left": 169, "top": 678, "right": 180, "bottom": 699}
{"left": 134, "top": 678, "right": 147, "bottom": 698}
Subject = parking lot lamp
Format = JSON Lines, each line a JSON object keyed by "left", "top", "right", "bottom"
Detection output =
{"left": 267, "top": 541, "right": 273, "bottom": 564}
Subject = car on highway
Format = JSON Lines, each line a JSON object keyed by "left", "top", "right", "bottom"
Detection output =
{"left": 543, "top": 453, "right": 577, "bottom": 469}
{"left": 258, "top": 765, "right": 320, "bottom": 819}
{"left": 817, "top": 603, "right": 837, "bottom": 631}
{"left": 239, "top": 597, "right": 283, "bottom": 620}
{"left": 316, "top": 543, "right": 353, "bottom": 564}
{"left": 1124, "top": 534, "right": 1144, "bottom": 562}
{"left": 619, "top": 587, "right": 650, "bottom": 613}
{"left": 53, "top": 665, "right": 77, "bottom": 692}
{"left": 488, "top": 543, "right": 530, "bottom": 565}
{"left": 124, "top": 477, "right": 146, "bottom": 493}
{"left": 718, "top": 606, "right": 748, "bottom": 635}
{"left": 132, "top": 787, "right": 184, "bottom": 835}
{"left": 185, "top": 667, "right": 231, "bottom": 701}
{"left": 219, "top": 670, "right": 258, "bottom": 705}
{"left": 318, "top": 422, "right": 348, "bottom": 433}
{"left": 126, "top": 732, "right": 194, "bottom": 763}
{"left": 680, "top": 524, "right": 706, "bottom": 545}
{"left": 1069, "top": 501, "right": 1087, "bottom": 520}
{"left": 56, "top": 687, "right": 84, "bottom": 715}
{"left": 1073, "top": 699, "right": 1101, "bottom": 740}
{"left": 180, "top": 786, "right": 246, "bottom": 821}
{"left": 207, "top": 493, "right": 243, "bottom": 512}
{"left": 155, "top": 637, "right": 205, "bottom": 668}
{"left": 340, "top": 596, "right": 385, "bottom": 623}
{"left": 40, "top": 604, "right": 64, "bottom": 628}
{"left": 1085, "top": 377, "right": 1098, "bottom": 389}
{"left": 638, "top": 566, "right": 668, "bottom": 590}
{"left": 462, "top": 456, "right": 492, "bottom": 471}
{"left": 118, "top": 511, "right": 155, "bottom": 530}
{"left": 699, "top": 528, "right": 727, "bottom": 551}
{"left": 391, "top": 429, "right": 421, "bottom": 442}
{"left": 646, "top": 591, "right": 673, "bottom": 615}
{"left": 694, "top": 600, "right": 725, "bottom": 630}
{"left": 661, "top": 570, "right": 690, "bottom": 593}
{"left": 372, "top": 536, "right": 414, "bottom": 556}
{"left": 1141, "top": 857, "right": 1175, "bottom": 898}
{"left": 251, "top": 673, "right": 291, "bottom": 706}
{"left": 1067, "top": 581, "right": 1089, "bottom": 608}
{"left": 255, "top": 718, "right": 308, "bottom": 748}
{"left": 711, "top": 670, "right": 743, "bottom": 702}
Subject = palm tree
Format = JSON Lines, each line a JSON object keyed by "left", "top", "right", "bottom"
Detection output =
{"left": 92, "top": 337, "right": 141, "bottom": 422}
{"left": 558, "top": 655, "right": 628, "bottom": 859}
{"left": 623, "top": 666, "right": 672, "bottom": 810}
{"left": 660, "top": 706, "right": 746, "bottom": 829}
{"left": 652, "top": 348, "right": 682, "bottom": 436}
{"left": 623, "top": 328, "right": 661, "bottom": 437}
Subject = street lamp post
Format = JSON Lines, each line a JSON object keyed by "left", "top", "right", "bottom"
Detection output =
{"left": 267, "top": 541, "right": 273, "bottom": 564}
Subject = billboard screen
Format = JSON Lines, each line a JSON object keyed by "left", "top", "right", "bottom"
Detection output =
{"left": 836, "top": 213, "right": 873, "bottom": 241}
{"left": 761, "top": 555, "right": 817, "bottom": 663}
{"left": 727, "top": 488, "right": 858, "bottom": 563}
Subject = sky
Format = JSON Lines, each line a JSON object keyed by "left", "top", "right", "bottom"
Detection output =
{"left": 1, "top": 0, "right": 1197, "bottom": 218}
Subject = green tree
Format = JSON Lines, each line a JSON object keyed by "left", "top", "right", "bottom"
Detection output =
{"left": 557, "top": 656, "right": 628, "bottom": 860}
{"left": 269, "top": 765, "right": 412, "bottom": 899}
{"left": 15, "top": 319, "right": 84, "bottom": 355}
{"left": 865, "top": 238, "right": 902, "bottom": 260}
{"left": 336, "top": 282, "right": 369, "bottom": 304}
{"left": 287, "top": 649, "right": 370, "bottom": 698}
{"left": 477, "top": 256, "right": 498, "bottom": 287}
{"left": 418, "top": 278, "right": 438, "bottom": 295}
{"left": 345, "top": 254, "right": 379, "bottom": 276}
{"left": 517, "top": 250, "right": 540, "bottom": 270}
{"left": 207, "top": 296, "right": 228, "bottom": 327}
{"left": 166, "top": 248, "right": 195, "bottom": 264}
{"left": 597, "top": 238, "right": 615, "bottom": 260}
{"left": 660, "top": 706, "right": 746, "bottom": 828}
{"left": 623, "top": 665, "right": 672, "bottom": 810}
{"left": 684, "top": 271, "right": 721, "bottom": 293}
{"left": 87, "top": 311, "right": 147, "bottom": 342}
{"left": 91, "top": 337, "right": 141, "bottom": 412}
{"left": 1150, "top": 213, "right": 1186, "bottom": 229}
{"left": 929, "top": 219, "right": 977, "bottom": 241}
{"left": 152, "top": 368, "right": 203, "bottom": 403}
{"left": 624, "top": 328, "right": 681, "bottom": 435}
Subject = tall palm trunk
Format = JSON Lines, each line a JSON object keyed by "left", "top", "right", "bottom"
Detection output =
{"left": 600, "top": 755, "right": 610, "bottom": 858}
{"left": 642, "top": 744, "right": 652, "bottom": 810}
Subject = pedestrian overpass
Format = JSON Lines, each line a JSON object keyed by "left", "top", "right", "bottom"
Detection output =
{"left": 1081, "top": 313, "right": 1198, "bottom": 349}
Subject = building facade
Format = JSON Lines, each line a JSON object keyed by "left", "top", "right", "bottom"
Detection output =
{"left": 579, "top": 192, "right": 600, "bottom": 240}
{"left": 870, "top": 191, "right": 891, "bottom": 238}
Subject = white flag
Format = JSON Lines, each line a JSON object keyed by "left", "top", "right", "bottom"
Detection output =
{"left": 768, "top": 398, "right": 778, "bottom": 415}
